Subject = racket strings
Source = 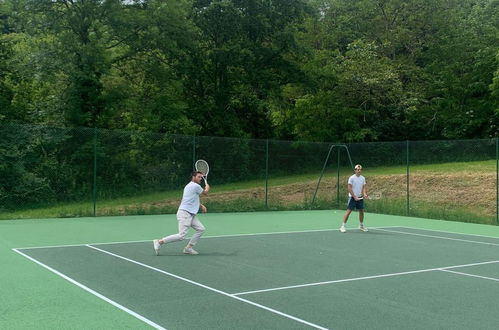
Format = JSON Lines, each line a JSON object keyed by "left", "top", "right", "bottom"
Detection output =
{"left": 195, "top": 160, "right": 209, "bottom": 176}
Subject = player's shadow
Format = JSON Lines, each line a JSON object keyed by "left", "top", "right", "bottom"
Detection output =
{"left": 339, "top": 229, "right": 392, "bottom": 236}
{"left": 157, "top": 250, "right": 238, "bottom": 257}
{"left": 196, "top": 251, "right": 238, "bottom": 257}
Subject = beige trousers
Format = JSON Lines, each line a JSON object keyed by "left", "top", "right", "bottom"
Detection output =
{"left": 162, "top": 210, "right": 205, "bottom": 246}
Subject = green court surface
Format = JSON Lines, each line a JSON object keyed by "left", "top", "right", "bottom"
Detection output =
{"left": 2, "top": 210, "right": 499, "bottom": 329}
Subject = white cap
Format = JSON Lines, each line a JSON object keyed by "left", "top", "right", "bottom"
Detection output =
{"left": 354, "top": 164, "right": 362, "bottom": 170}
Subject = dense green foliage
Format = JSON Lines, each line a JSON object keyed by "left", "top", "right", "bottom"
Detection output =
{"left": 1, "top": 0, "right": 497, "bottom": 141}
{"left": 0, "top": 1, "right": 498, "bottom": 223}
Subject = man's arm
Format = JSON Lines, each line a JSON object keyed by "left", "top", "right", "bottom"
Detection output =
{"left": 198, "top": 184, "right": 209, "bottom": 212}
{"left": 200, "top": 204, "right": 207, "bottom": 213}
{"left": 202, "top": 183, "right": 210, "bottom": 195}
{"left": 363, "top": 184, "right": 368, "bottom": 199}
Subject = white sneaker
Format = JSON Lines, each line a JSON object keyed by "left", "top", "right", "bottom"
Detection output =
{"left": 153, "top": 239, "right": 161, "bottom": 255}
{"left": 340, "top": 225, "right": 346, "bottom": 233}
{"left": 183, "top": 247, "right": 199, "bottom": 255}
{"left": 359, "top": 225, "right": 368, "bottom": 232}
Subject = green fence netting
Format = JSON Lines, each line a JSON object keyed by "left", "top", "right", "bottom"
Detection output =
{"left": 0, "top": 123, "right": 497, "bottom": 224}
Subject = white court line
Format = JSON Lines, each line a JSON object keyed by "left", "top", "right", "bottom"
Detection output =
{"left": 14, "top": 226, "right": 400, "bottom": 250}
{"left": 12, "top": 248, "right": 166, "bottom": 330}
{"left": 87, "top": 244, "right": 329, "bottom": 330}
{"left": 440, "top": 269, "right": 499, "bottom": 283}
{"left": 14, "top": 240, "right": 149, "bottom": 250}
{"left": 232, "top": 260, "right": 499, "bottom": 296}
{"left": 374, "top": 227, "right": 499, "bottom": 247}
{"left": 12, "top": 225, "right": 499, "bottom": 251}
{"left": 399, "top": 226, "right": 499, "bottom": 240}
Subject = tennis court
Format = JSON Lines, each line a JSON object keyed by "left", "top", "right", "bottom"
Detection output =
{"left": 5, "top": 211, "right": 499, "bottom": 329}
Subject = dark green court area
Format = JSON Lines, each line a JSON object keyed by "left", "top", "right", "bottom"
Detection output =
{"left": 16, "top": 226, "right": 499, "bottom": 329}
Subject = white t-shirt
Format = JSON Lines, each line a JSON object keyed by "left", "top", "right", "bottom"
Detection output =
{"left": 348, "top": 174, "right": 366, "bottom": 198}
{"left": 178, "top": 181, "right": 204, "bottom": 214}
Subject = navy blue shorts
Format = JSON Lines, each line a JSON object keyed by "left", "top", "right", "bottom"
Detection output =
{"left": 347, "top": 197, "right": 364, "bottom": 210}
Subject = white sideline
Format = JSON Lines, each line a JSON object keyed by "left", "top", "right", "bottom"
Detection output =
{"left": 399, "top": 226, "right": 499, "bottom": 240}
{"left": 231, "top": 259, "right": 499, "bottom": 296}
{"left": 12, "top": 248, "right": 166, "bottom": 330}
{"left": 375, "top": 227, "right": 499, "bottom": 247}
{"left": 440, "top": 269, "right": 499, "bottom": 282}
{"left": 86, "top": 244, "right": 329, "bottom": 330}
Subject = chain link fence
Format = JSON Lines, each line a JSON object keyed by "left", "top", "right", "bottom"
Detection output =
{"left": 1, "top": 123, "right": 497, "bottom": 224}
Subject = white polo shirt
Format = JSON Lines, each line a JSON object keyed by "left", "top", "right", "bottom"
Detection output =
{"left": 178, "top": 181, "right": 204, "bottom": 214}
{"left": 348, "top": 174, "right": 366, "bottom": 198}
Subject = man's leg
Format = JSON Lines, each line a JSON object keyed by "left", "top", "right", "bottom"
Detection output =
{"left": 186, "top": 215, "right": 205, "bottom": 248}
{"left": 184, "top": 216, "right": 205, "bottom": 254}
{"left": 341, "top": 197, "right": 357, "bottom": 232}
{"left": 153, "top": 211, "right": 191, "bottom": 255}
{"left": 343, "top": 209, "right": 352, "bottom": 223}
{"left": 162, "top": 211, "right": 191, "bottom": 243}
{"left": 183, "top": 216, "right": 205, "bottom": 254}
{"left": 358, "top": 208, "right": 368, "bottom": 232}
{"left": 341, "top": 208, "right": 352, "bottom": 232}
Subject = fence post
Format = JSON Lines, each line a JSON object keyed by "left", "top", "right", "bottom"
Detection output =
{"left": 265, "top": 139, "right": 269, "bottom": 208}
{"left": 336, "top": 149, "right": 340, "bottom": 208}
{"left": 406, "top": 140, "right": 410, "bottom": 216}
{"left": 92, "top": 127, "right": 98, "bottom": 217}
{"left": 496, "top": 137, "right": 498, "bottom": 225}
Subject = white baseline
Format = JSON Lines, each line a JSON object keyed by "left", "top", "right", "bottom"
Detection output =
{"left": 14, "top": 226, "right": 400, "bottom": 250}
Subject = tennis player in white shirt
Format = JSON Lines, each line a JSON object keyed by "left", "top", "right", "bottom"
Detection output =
{"left": 340, "top": 164, "right": 368, "bottom": 233}
{"left": 153, "top": 171, "right": 210, "bottom": 255}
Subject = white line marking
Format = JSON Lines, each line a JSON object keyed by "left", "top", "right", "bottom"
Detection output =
{"left": 399, "top": 226, "right": 499, "bottom": 240}
{"left": 14, "top": 240, "right": 149, "bottom": 250}
{"left": 232, "top": 260, "right": 499, "bottom": 296}
{"left": 13, "top": 226, "right": 400, "bottom": 250}
{"left": 374, "top": 228, "right": 499, "bottom": 247}
{"left": 12, "top": 248, "right": 166, "bottom": 330}
{"left": 440, "top": 269, "right": 499, "bottom": 283}
{"left": 86, "top": 244, "right": 329, "bottom": 330}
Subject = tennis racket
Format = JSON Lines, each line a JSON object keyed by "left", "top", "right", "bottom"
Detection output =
{"left": 195, "top": 159, "right": 210, "bottom": 184}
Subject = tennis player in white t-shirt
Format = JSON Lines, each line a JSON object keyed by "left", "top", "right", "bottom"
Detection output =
{"left": 340, "top": 164, "right": 368, "bottom": 233}
{"left": 153, "top": 171, "right": 210, "bottom": 255}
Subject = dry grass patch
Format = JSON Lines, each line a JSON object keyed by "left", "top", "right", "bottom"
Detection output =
{"left": 96, "top": 171, "right": 496, "bottom": 220}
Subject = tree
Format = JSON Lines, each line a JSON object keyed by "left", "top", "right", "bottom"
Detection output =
{"left": 487, "top": 50, "right": 499, "bottom": 138}
{"left": 0, "top": 0, "right": 14, "bottom": 122}
{"left": 271, "top": 0, "right": 498, "bottom": 141}
{"left": 101, "top": 0, "right": 199, "bottom": 134}
{"left": 184, "top": 0, "right": 309, "bottom": 138}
